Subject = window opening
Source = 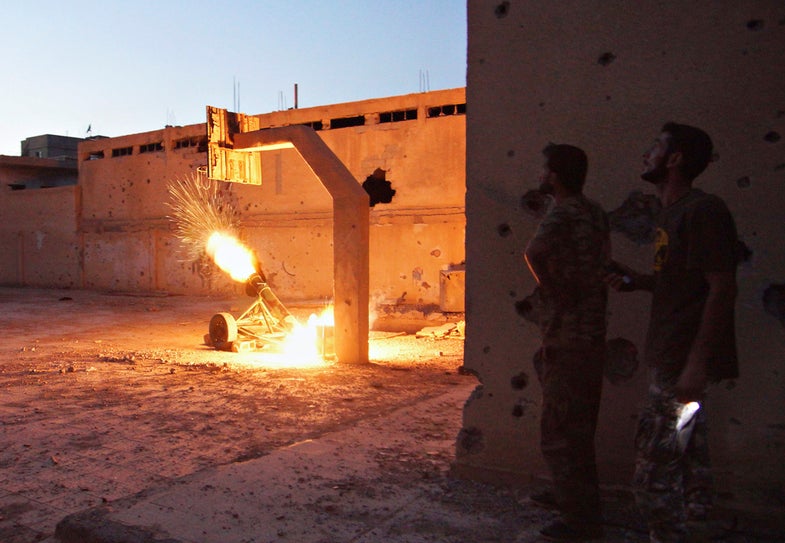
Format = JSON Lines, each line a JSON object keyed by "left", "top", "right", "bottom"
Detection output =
{"left": 379, "top": 108, "right": 418, "bottom": 124}
{"left": 174, "top": 136, "right": 207, "bottom": 150}
{"left": 111, "top": 146, "right": 133, "bottom": 158}
{"left": 300, "top": 120, "right": 323, "bottom": 131}
{"left": 139, "top": 142, "right": 164, "bottom": 153}
{"left": 427, "top": 103, "right": 467, "bottom": 118}
{"left": 329, "top": 115, "right": 365, "bottom": 129}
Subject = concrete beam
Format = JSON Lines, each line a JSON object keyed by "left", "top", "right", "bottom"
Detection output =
{"left": 235, "top": 125, "right": 369, "bottom": 364}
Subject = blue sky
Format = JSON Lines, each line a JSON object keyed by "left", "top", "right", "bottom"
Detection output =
{"left": 0, "top": 0, "right": 466, "bottom": 156}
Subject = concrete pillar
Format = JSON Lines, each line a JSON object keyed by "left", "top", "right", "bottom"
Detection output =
{"left": 235, "top": 126, "right": 369, "bottom": 364}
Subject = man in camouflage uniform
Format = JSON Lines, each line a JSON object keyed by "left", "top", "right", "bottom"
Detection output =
{"left": 525, "top": 143, "right": 610, "bottom": 541}
{"left": 607, "top": 123, "right": 739, "bottom": 543}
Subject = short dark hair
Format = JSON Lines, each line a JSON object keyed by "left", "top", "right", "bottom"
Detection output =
{"left": 542, "top": 143, "right": 588, "bottom": 193}
{"left": 661, "top": 122, "right": 714, "bottom": 180}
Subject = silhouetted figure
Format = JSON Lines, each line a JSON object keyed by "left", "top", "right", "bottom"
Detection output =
{"left": 524, "top": 143, "right": 609, "bottom": 541}
{"left": 606, "top": 123, "right": 739, "bottom": 543}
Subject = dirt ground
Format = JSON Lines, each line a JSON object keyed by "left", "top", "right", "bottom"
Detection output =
{"left": 1, "top": 288, "right": 782, "bottom": 543}
{"left": 0, "top": 287, "right": 478, "bottom": 541}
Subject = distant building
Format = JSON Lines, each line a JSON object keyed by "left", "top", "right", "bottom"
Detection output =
{"left": 0, "top": 134, "right": 89, "bottom": 190}
{"left": 0, "top": 155, "right": 78, "bottom": 190}
{"left": 20, "top": 134, "right": 83, "bottom": 161}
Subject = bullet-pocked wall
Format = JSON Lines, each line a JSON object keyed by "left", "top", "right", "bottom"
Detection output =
{"left": 457, "top": 1, "right": 785, "bottom": 511}
{"left": 4, "top": 89, "right": 465, "bottom": 312}
{"left": 0, "top": 156, "right": 80, "bottom": 287}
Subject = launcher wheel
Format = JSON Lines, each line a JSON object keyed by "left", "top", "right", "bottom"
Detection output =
{"left": 209, "top": 312, "right": 238, "bottom": 347}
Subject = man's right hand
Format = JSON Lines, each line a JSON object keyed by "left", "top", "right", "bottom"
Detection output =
{"left": 604, "top": 261, "right": 638, "bottom": 292}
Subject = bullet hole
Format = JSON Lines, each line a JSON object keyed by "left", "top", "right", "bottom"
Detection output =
{"left": 597, "top": 52, "right": 616, "bottom": 66}
{"left": 729, "top": 417, "right": 742, "bottom": 425}
{"left": 507, "top": 149, "right": 515, "bottom": 157}
{"left": 520, "top": 189, "right": 552, "bottom": 219}
{"left": 497, "top": 223, "right": 512, "bottom": 237}
{"left": 736, "top": 176, "right": 751, "bottom": 189}
{"left": 510, "top": 371, "right": 529, "bottom": 390}
{"left": 762, "top": 284, "right": 785, "bottom": 325}
{"left": 494, "top": 1, "right": 510, "bottom": 18}
{"left": 608, "top": 191, "right": 662, "bottom": 245}
{"left": 764, "top": 131, "right": 781, "bottom": 143}
{"left": 605, "top": 95, "right": 612, "bottom": 101}
{"left": 512, "top": 404, "right": 525, "bottom": 417}
{"left": 482, "top": 346, "right": 491, "bottom": 354}
{"left": 746, "top": 19, "right": 765, "bottom": 31}
{"left": 421, "top": 281, "right": 431, "bottom": 289}
{"left": 736, "top": 241, "right": 753, "bottom": 264}
{"left": 456, "top": 426, "right": 485, "bottom": 455}
{"left": 412, "top": 267, "right": 423, "bottom": 281}
{"left": 604, "top": 337, "right": 639, "bottom": 385}
{"left": 430, "top": 249, "right": 441, "bottom": 257}
{"left": 361, "top": 168, "right": 396, "bottom": 206}
{"left": 515, "top": 287, "right": 541, "bottom": 325}
{"left": 539, "top": 102, "right": 546, "bottom": 108}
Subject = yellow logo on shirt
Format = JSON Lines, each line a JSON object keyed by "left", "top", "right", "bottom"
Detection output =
{"left": 653, "top": 227, "right": 668, "bottom": 272}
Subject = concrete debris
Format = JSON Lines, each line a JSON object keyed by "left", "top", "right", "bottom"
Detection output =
{"left": 415, "top": 321, "right": 465, "bottom": 339}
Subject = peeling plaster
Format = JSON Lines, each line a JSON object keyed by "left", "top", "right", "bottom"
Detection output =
{"left": 494, "top": 1, "right": 510, "bottom": 18}
{"left": 520, "top": 189, "right": 552, "bottom": 220}
{"left": 514, "top": 287, "right": 541, "bottom": 325}
{"left": 736, "top": 240, "right": 753, "bottom": 264}
{"left": 604, "top": 337, "right": 639, "bottom": 385}
{"left": 510, "top": 371, "right": 529, "bottom": 390}
{"left": 597, "top": 52, "right": 616, "bottom": 66}
{"left": 763, "top": 284, "right": 785, "bottom": 326}
{"left": 456, "top": 426, "right": 485, "bottom": 455}
{"left": 747, "top": 19, "right": 765, "bottom": 31}
{"left": 608, "top": 191, "right": 661, "bottom": 245}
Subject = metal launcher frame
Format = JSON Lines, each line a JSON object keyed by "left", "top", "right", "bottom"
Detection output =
{"left": 207, "top": 272, "right": 297, "bottom": 352}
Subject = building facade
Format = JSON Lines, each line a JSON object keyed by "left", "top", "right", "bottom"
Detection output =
{"left": 0, "top": 89, "right": 466, "bottom": 319}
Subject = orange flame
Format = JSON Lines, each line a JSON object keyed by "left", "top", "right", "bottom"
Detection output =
{"left": 204, "top": 231, "right": 335, "bottom": 368}
{"left": 279, "top": 305, "right": 335, "bottom": 362}
{"left": 205, "top": 232, "right": 256, "bottom": 282}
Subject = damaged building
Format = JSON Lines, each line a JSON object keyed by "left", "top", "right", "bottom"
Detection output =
{"left": 2, "top": 1, "right": 784, "bottom": 520}
{"left": 0, "top": 88, "right": 467, "bottom": 331}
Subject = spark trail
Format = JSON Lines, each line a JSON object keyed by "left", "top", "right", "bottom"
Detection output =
{"left": 166, "top": 173, "right": 239, "bottom": 260}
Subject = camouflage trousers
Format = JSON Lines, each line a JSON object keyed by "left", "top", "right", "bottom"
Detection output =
{"left": 534, "top": 344, "right": 604, "bottom": 526}
{"left": 633, "top": 376, "right": 713, "bottom": 543}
